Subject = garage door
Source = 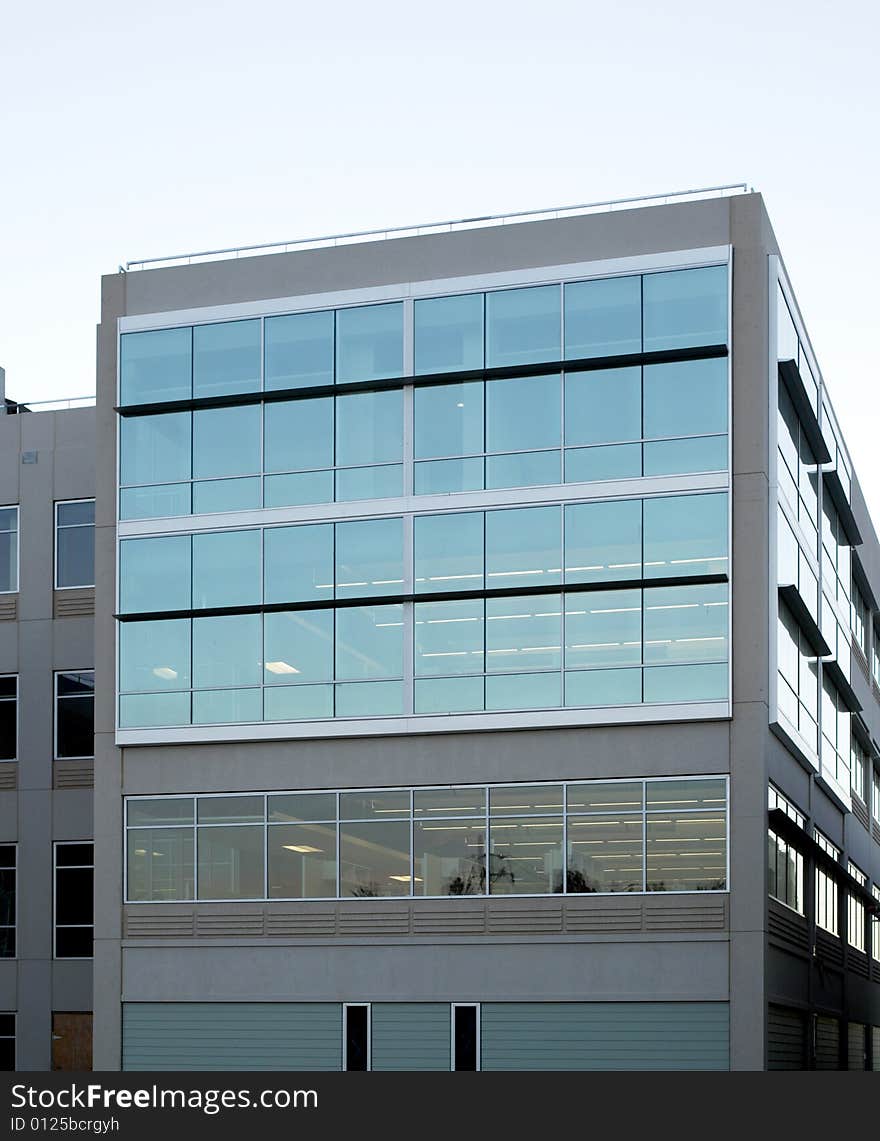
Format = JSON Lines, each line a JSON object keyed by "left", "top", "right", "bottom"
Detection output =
{"left": 767, "top": 1005, "right": 805, "bottom": 1070}
{"left": 814, "top": 1016, "right": 840, "bottom": 1070}
{"left": 371, "top": 1004, "right": 450, "bottom": 1071}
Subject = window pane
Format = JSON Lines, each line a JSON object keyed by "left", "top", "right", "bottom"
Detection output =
{"left": 119, "top": 692, "right": 191, "bottom": 727}
{"left": 56, "top": 694, "right": 94, "bottom": 758}
{"left": 564, "top": 499, "right": 641, "bottom": 584}
{"left": 197, "top": 825, "right": 264, "bottom": 900}
{"left": 485, "top": 671, "right": 561, "bottom": 710}
{"left": 486, "top": 506, "right": 561, "bottom": 589}
{"left": 264, "top": 610, "right": 334, "bottom": 683}
{"left": 193, "top": 320, "right": 261, "bottom": 398}
{"left": 335, "top": 465, "right": 403, "bottom": 501}
{"left": 126, "top": 828, "right": 194, "bottom": 901}
{"left": 414, "top": 458, "right": 485, "bottom": 495}
{"left": 192, "top": 688, "right": 262, "bottom": 724}
{"left": 414, "top": 819, "right": 486, "bottom": 895}
{"left": 414, "top": 676, "right": 485, "bottom": 713}
{"left": 643, "top": 662, "right": 728, "bottom": 703}
{"left": 264, "top": 524, "right": 334, "bottom": 605}
{"left": 197, "top": 796, "right": 263, "bottom": 824}
{"left": 567, "top": 814, "right": 643, "bottom": 892}
{"left": 643, "top": 266, "right": 727, "bottom": 352}
{"left": 192, "top": 477, "right": 262, "bottom": 514}
{"left": 415, "top": 599, "right": 484, "bottom": 676}
{"left": 414, "top": 381, "right": 483, "bottom": 460}
{"left": 489, "top": 785, "right": 563, "bottom": 815}
{"left": 415, "top": 512, "right": 484, "bottom": 594}
{"left": 265, "top": 310, "right": 334, "bottom": 390}
{"left": 564, "top": 276, "right": 641, "bottom": 359}
{"left": 264, "top": 471, "right": 334, "bottom": 508}
{"left": 486, "top": 375, "right": 561, "bottom": 454}
{"left": 414, "top": 787, "right": 487, "bottom": 817}
{"left": 264, "top": 684, "right": 333, "bottom": 721}
{"left": 264, "top": 398, "right": 334, "bottom": 473}
{"left": 334, "top": 681, "right": 403, "bottom": 717}
{"left": 55, "top": 866, "right": 94, "bottom": 925}
{"left": 119, "top": 536, "right": 191, "bottom": 613}
{"left": 128, "top": 799, "right": 194, "bottom": 827}
{"left": 340, "top": 789, "right": 410, "bottom": 819}
{"left": 567, "top": 781, "right": 643, "bottom": 812}
{"left": 414, "top": 294, "right": 483, "bottom": 375}
{"left": 120, "top": 413, "right": 192, "bottom": 487}
{"left": 644, "top": 357, "right": 727, "bottom": 440}
{"left": 192, "top": 614, "right": 262, "bottom": 688}
{"left": 564, "top": 667, "right": 641, "bottom": 707}
{"left": 486, "top": 595, "right": 561, "bottom": 673}
{"left": 192, "top": 529, "right": 260, "bottom": 608}
{"left": 120, "top": 328, "right": 191, "bottom": 405}
{"left": 339, "top": 820, "right": 411, "bottom": 896}
{"left": 336, "top": 518, "right": 404, "bottom": 598}
{"left": 0, "top": 530, "right": 16, "bottom": 593}
{"left": 57, "top": 524, "right": 94, "bottom": 588}
{"left": 486, "top": 450, "right": 561, "bottom": 490}
{"left": 643, "top": 492, "right": 728, "bottom": 578}
{"left": 269, "top": 793, "right": 336, "bottom": 822}
{"left": 565, "top": 444, "right": 641, "bottom": 484}
{"left": 268, "top": 823, "right": 337, "bottom": 898}
{"left": 565, "top": 589, "right": 641, "bottom": 668}
{"left": 488, "top": 816, "right": 563, "bottom": 894}
{"left": 643, "top": 435, "right": 727, "bottom": 476}
{"left": 564, "top": 367, "right": 641, "bottom": 447}
{"left": 486, "top": 286, "right": 561, "bottom": 367}
{"left": 336, "top": 389, "right": 403, "bottom": 467}
{"left": 57, "top": 501, "right": 94, "bottom": 527}
{"left": 646, "top": 778, "right": 726, "bottom": 812}
{"left": 646, "top": 809, "right": 726, "bottom": 890}
{"left": 193, "top": 405, "right": 261, "bottom": 479}
{"left": 335, "top": 605, "right": 403, "bottom": 679}
{"left": 119, "top": 484, "right": 191, "bottom": 520}
{"left": 643, "top": 583, "right": 728, "bottom": 664}
{"left": 336, "top": 302, "right": 403, "bottom": 383}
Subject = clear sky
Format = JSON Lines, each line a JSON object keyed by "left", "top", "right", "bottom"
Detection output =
{"left": 1, "top": 0, "right": 878, "bottom": 513}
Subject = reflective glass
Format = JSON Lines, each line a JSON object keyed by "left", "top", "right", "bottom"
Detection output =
{"left": 414, "top": 381, "right": 483, "bottom": 459}
{"left": 414, "top": 599, "right": 484, "bottom": 676}
{"left": 192, "top": 529, "right": 260, "bottom": 608}
{"left": 642, "top": 662, "right": 728, "bottom": 703}
{"left": 264, "top": 471, "right": 334, "bottom": 508}
{"left": 268, "top": 823, "right": 337, "bottom": 898}
{"left": 120, "top": 412, "right": 192, "bottom": 486}
{"left": 489, "top": 785, "right": 563, "bottom": 815}
{"left": 564, "top": 444, "right": 641, "bottom": 484}
{"left": 414, "top": 676, "right": 484, "bottom": 713}
{"left": 339, "top": 820, "right": 411, "bottom": 896}
{"left": 485, "top": 450, "right": 561, "bottom": 489}
{"left": 340, "top": 790, "right": 410, "bottom": 819}
{"left": 642, "top": 265, "right": 728, "bottom": 351}
{"left": 564, "top": 667, "right": 641, "bottom": 707}
{"left": 643, "top": 583, "right": 728, "bottom": 664}
{"left": 486, "top": 286, "right": 561, "bottom": 367}
{"left": 265, "top": 310, "right": 334, "bottom": 390}
{"left": 564, "top": 499, "right": 641, "bottom": 584}
{"left": 335, "top": 605, "right": 403, "bottom": 679}
{"left": 193, "top": 320, "right": 261, "bottom": 398}
{"left": 414, "top": 294, "right": 483, "bottom": 375}
{"left": 0, "top": 526, "right": 16, "bottom": 594}
{"left": 566, "top": 815, "right": 643, "bottom": 892}
{"left": 264, "top": 610, "right": 334, "bottom": 684}
{"left": 414, "top": 787, "right": 487, "bottom": 816}
{"left": 336, "top": 389, "right": 403, "bottom": 467}
{"left": 336, "top": 518, "right": 404, "bottom": 597}
{"left": 197, "top": 796, "right": 263, "bottom": 824}
{"left": 197, "top": 824, "right": 264, "bottom": 899}
{"left": 643, "top": 493, "right": 728, "bottom": 578}
{"left": 56, "top": 515, "right": 94, "bottom": 589}
{"left": 643, "top": 436, "right": 727, "bottom": 476}
{"left": 488, "top": 816, "right": 563, "bottom": 894}
{"left": 486, "top": 506, "right": 561, "bottom": 589}
{"left": 335, "top": 681, "right": 404, "bottom": 717}
{"left": 777, "top": 286, "right": 799, "bottom": 363}
{"left": 643, "top": 358, "right": 727, "bottom": 439}
{"left": 485, "top": 374, "right": 561, "bottom": 454}
{"left": 414, "top": 819, "right": 486, "bottom": 895}
{"left": 119, "top": 484, "right": 192, "bottom": 520}
{"left": 264, "top": 398, "right": 334, "bottom": 473}
{"left": 646, "top": 778, "right": 726, "bottom": 812}
{"left": 264, "top": 524, "right": 333, "bottom": 605}
{"left": 336, "top": 302, "right": 403, "bottom": 383}
{"left": 485, "top": 671, "right": 561, "bottom": 710}
{"left": 118, "top": 692, "right": 190, "bottom": 727}
{"left": 193, "top": 405, "right": 261, "bottom": 479}
{"left": 414, "top": 458, "right": 484, "bottom": 495}
{"left": 269, "top": 793, "right": 336, "bottom": 822}
{"left": 564, "top": 367, "right": 640, "bottom": 447}
{"left": 645, "top": 809, "right": 726, "bottom": 890}
{"left": 119, "top": 536, "right": 191, "bottom": 614}
{"left": 414, "top": 512, "right": 484, "bottom": 593}
{"left": 486, "top": 595, "right": 561, "bottom": 674}
{"left": 567, "top": 782, "right": 643, "bottom": 812}
{"left": 192, "top": 688, "right": 262, "bottom": 724}
{"left": 564, "top": 276, "right": 641, "bottom": 359}
{"left": 264, "top": 684, "right": 333, "bottom": 721}
{"left": 128, "top": 799, "right": 195, "bottom": 827}
{"left": 120, "top": 328, "right": 191, "bottom": 405}
{"left": 192, "top": 614, "right": 262, "bottom": 688}
{"left": 126, "top": 829, "right": 194, "bottom": 901}
{"left": 335, "top": 465, "right": 403, "bottom": 501}
{"left": 565, "top": 589, "right": 641, "bottom": 668}
{"left": 192, "top": 477, "right": 261, "bottom": 514}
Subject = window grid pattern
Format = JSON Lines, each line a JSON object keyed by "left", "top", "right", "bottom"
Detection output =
{"left": 768, "top": 829, "right": 804, "bottom": 915}
{"left": 0, "top": 846, "right": 14, "bottom": 959}
{"left": 54, "top": 843, "right": 94, "bottom": 960}
{"left": 55, "top": 499, "right": 95, "bottom": 589}
{"left": 873, "top": 886, "right": 880, "bottom": 964}
{"left": 847, "top": 862, "right": 867, "bottom": 953}
{"left": 768, "top": 784, "right": 805, "bottom": 829}
{"left": 850, "top": 579, "right": 870, "bottom": 662}
{"left": 850, "top": 737, "right": 868, "bottom": 804}
{"left": 0, "top": 506, "right": 18, "bottom": 594}
{"left": 124, "top": 777, "right": 729, "bottom": 903}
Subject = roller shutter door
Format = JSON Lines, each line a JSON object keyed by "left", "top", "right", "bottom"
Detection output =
{"left": 123, "top": 1002, "right": 341, "bottom": 1070}
{"left": 814, "top": 1015, "right": 840, "bottom": 1070}
{"left": 767, "top": 1005, "right": 805, "bottom": 1070}
{"left": 481, "top": 1002, "right": 728, "bottom": 1071}
{"left": 872, "top": 1027, "right": 880, "bottom": 1071}
{"left": 847, "top": 1023, "right": 866, "bottom": 1070}
{"left": 371, "top": 1004, "right": 450, "bottom": 1071}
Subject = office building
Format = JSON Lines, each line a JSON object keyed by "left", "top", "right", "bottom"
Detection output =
{"left": 84, "top": 186, "right": 880, "bottom": 1070}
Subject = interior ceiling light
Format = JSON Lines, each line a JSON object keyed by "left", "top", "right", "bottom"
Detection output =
{"left": 152, "top": 666, "right": 178, "bottom": 680}
{"left": 265, "top": 661, "right": 300, "bottom": 675}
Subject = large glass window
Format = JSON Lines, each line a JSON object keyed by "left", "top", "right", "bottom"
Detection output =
{"left": 336, "top": 302, "right": 403, "bottom": 383}
{"left": 642, "top": 266, "right": 727, "bottom": 352}
{"left": 485, "top": 374, "right": 561, "bottom": 488}
{"left": 55, "top": 499, "right": 94, "bottom": 589}
{"left": 55, "top": 671, "right": 94, "bottom": 759}
{"left": 0, "top": 677, "right": 16, "bottom": 762}
{"left": 264, "top": 523, "right": 334, "bottom": 605}
{"left": 54, "top": 843, "right": 93, "bottom": 959}
{"left": 486, "top": 286, "right": 561, "bottom": 367}
{"left": 192, "top": 529, "right": 261, "bottom": 609}
{"left": 335, "top": 518, "right": 404, "bottom": 598}
{"left": 0, "top": 507, "right": 18, "bottom": 594}
{"left": 414, "top": 512, "right": 484, "bottom": 594}
{"left": 414, "top": 294, "right": 483, "bottom": 375}
{"left": 768, "top": 830, "right": 804, "bottom": 914}
{"left": 643, "top": 492, "right": 728, "bottom": 578}
{"left": 816, "top": 865, "right": 839, "bottom": 937}
{"left": 335, "top": 389, "right": 403, "bottom": 499}
{"left": 119, "top": 535, "right": 191, "bottom": 614}
{"left": 564, "top": 276, "right": 641, "bottom": 360}
{"left": 265, "top": 310, "right": 334, "bottom": 390}
{"left": 120, "top": 328, "right": 191, "bottom": 405}
{"left": 119, "top": 412, "right": 192, "bottom": 518}
{"left": 0, "top": 846, "right": 14, "bottom": 958}
{"left": 193, "top": 320, "right": 261, "bottom": 398}
{"left": 564, "top": 499, "right": 641, "bottom": 584}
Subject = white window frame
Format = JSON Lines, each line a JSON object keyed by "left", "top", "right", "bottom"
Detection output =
{"left": 54, "top": 499, "right": 95, "bottom": 590}
{"left": 451, "top": 1003, "right": 481, "bottom": 1071}
{"left": 0, "top": 505, "right": 19, "bottom": 595}
{"left": 342, "top": 1002, "right": 371, "bottom": 1072}
{"left": 0, "top": 1012, "right": 14, "bottom": 1070}
{"left": 0, "top": 674, "right": 18, "bottom": 764}
{"left": 53, "top": 669, "right": 95, "bottom": 761}
{"left": 53, "top": 841, "right": 94, "bottom": 961}
{"left": 846, "top": 862, "right": 866, "bottom": 954}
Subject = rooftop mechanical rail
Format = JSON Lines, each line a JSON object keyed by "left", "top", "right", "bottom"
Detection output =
{"left": 122, "top": 182, "right": 751, "bottom": 273}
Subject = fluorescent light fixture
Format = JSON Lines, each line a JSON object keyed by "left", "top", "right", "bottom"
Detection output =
{"left": 388, "top": 874, "right": 423, "bottom": 882}
{"left": 152, "top": 666, "right": 178, "bottom": 680}
{"left": 282, "top": 844, "right": 322, "bottom": 853}
{"left": 265, "top": 661, "right": 300, "bottom": 675}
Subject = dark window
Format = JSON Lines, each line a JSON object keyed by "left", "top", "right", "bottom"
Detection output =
{"left": 56, "top": 672, "right": 95, "bottom": 759}
{"left": 344, "top": 1005, "right": 369, "bottom": 1071}
{"left": 0, "top": 1013, "right": 14, "bottom": 1070}
{"left": 0, "top": 846, "right": 15, "bottom": 958}
{"left": 55, "top": 844, "right": 93, "bottom": 959}
{"left": 453, "top": 1005, "right": 479, "bottom": 1071}
{"left": 55, "top": 501, "right": 95, "bottom": 589}
{"left": 0, "top": 676, "right": 16, "bottom": 761}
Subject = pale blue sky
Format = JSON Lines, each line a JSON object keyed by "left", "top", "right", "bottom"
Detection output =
{"left": 1, "top": 0, "right": 878, "bottom": 511}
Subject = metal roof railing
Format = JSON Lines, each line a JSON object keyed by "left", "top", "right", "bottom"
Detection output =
{"left": 123, "top": 182, "right": 751, "bottom": 273}
{"left": 4, "top": 395, "right": 96, "bottom": 414}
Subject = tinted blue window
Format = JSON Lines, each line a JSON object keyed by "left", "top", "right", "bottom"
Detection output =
{"left": 414, "top": 458, "right": 484, "bottom": 495}
{"left": 485, "top": 671, "right": 561, "bottom": 710}
{"left": 336, "top": 518, "right": 404, "bottom": 598}
{"left": 264, "top": 471, "right": 334, "bottom": 508}
{"left": 486, "top": 506, "right": 561, "bottom": 589}
{"left": 414, "top": 599, "right": 484, "bottom": 675}
{"left": 336, "top": 303, "right": 403, "bottom": 383}
{"left": 119, "top": 484, "right": 192, "bottom": 520}
{"left": 264, "top": 684, "right": 333, "bottom": 721}
{"left": 193, "top": 320, "right": 261, "bottom": 398}
{"left": 119, "top": 692, "right": 191, "bottom": 728}
{"left": 335, "top": 465, "right": 403, "bottom": 501}
{"left": 415, "top": 676, "right": 484, "bottom": 713}
{"left": 120, "top": 328, "right": 191, "bottom": 405}
{"left": 564, "top": 276, "right": 641, "bottom": 359}
{"left": 564, "top": 445, "right": 641, "bottom": 484}
{"left": 564, "top": 499, "right": 642, "bottom": 584}
{"left": 335, "top": 680, "right": 404, "bottom": 717}
{"left": 336, "top": 390, "right": 403, "bottom": 468}
{"left": 486, "top": 595, "right": 561, "bottom": 673}
{"left": 265, "top": 311, "right": 334, "bottom": 390}
{"left": 643, "top": 583, "right": 728, "bottom": 664}
{"left": 192, "top": 614, "right": 262, "bottom": 688}
{"left": 193, "top": 688, "right": 262, "bottom": 725}
{"left": 564, "top": 367, "right": 641, "bottom": 446}
{"left": 119, "top": 536, "right": 191, "bottom": 614}
{"left": 192, "top": 530, "right": 261, "bottom": 608}
{"left": 192, "top": 477, "right": 261, "bottom": 514}
{"left": 485, "top": 450, "right": 560, "bottom": 490}
{"left": 486, "top": 375, "right": 560, "bottom": 454}
{"left": 414, "top": 382, "right": 483, "bottom": 459}
{"left": 264, "top": 610, "right": 334, "bottom": 684}
{"left": 120, "top": 412, "right": 192, "bottom": 486}
{"left": 643, "top": 358, "right": 727, "bottom": 439}
{"left": 336, "top": 606, "right": 404, "bottom": 680}
{"left": 565, "top": 589, "right": 642, "bottom": 668}
{"left": 264, "top": 524, "right": 334, "bottom": 605}
{"left": 264, "top": 398, "right": 334, "bottom": 474}
{"left": 414, "top": 512, "right": 484, "bottom": 594}
{"left": 414, "top": 294, "right": 483, "bottom": 375}
{"left": 564, "top": 667, "right": 642, "bottom": 707}
{"left": 119, "top": 619, "right": 191, "bottom": 693}
{"left": 642, "top": 266, "right": 728, "bottom": 351}
{"left": 486, "top": 286, "right": 561, "bottom": 367}
{"left": 643, "top": 435, "right": 727, "bottom": 476}
{"left": 643, "top": 493, "right": 728, "bottom": 579}
{"left": 643, "top": 662, "right": 728, "bottom": 703}
{"left": 193, "top": 405, "right": 261, "bottom": 479}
